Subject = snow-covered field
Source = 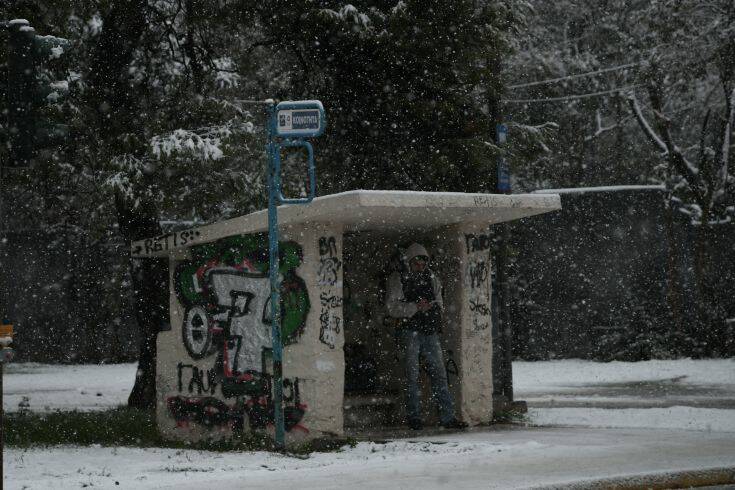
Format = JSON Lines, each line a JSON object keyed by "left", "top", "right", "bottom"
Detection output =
{"left": 514, "top": 358, "right": 735, "bottom": 392}
{"left": 515, "top": 358, "right": 735, "bottom": 432}
{"left": 513, "top": 359, "right": 735, "bottom": 393}
{"left": 4, "top": 358, "right": 735, "bottom": 489}
{"left": 2, "top": 362, "right": 137, "bottom": 413}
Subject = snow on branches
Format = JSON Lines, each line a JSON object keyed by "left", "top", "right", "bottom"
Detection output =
{"left": 150, "top": 120, "right": 255, "bottom": 162}
{"left": 213, "top": 58, "right": 240, "bottom": 90}
{"left": 317, "top": 4, "right": 371, "bottom": 30}
{"left": 151, "top": 129, "right": 224, "bottom": 161}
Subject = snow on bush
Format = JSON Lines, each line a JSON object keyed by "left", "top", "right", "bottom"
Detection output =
{"left": 318, "top": 4, "right": 371, "bottom": 29}
{"left": 151, "top": 128, "right": 224, "bottom": 161}
{"left": 106, "top": 154, "right": 146, "bottom": 204}
{"left": 86, "top": 14, "right": 103, "bottom": 36}
{"left": 213, "top": 57, "right": 240, "bottom": 90}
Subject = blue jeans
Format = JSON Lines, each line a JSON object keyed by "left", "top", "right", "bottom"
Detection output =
{"left": 399, "top": 330, "right": 455, "bottom": 424}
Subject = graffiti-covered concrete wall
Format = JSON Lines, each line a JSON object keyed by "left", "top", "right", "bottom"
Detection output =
{"left": 156, "top": 225, "right": 344, "bottom": 443}
{"left": 455, "top": 225, "right": 494, "bottom": 423}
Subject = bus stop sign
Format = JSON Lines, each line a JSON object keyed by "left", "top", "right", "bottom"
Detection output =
{"left": 275, "top": 100, "right": 326, "bottom": 138}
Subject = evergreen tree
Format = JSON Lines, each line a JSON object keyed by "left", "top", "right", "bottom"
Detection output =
{"left": 2, "top": 0, "right": 526, "bottom": 406}
{"left": 259, "top": 1, "right": 520, "bottom": 192}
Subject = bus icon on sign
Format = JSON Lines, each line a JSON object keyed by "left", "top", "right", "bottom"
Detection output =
{"left": 274, "top": 101, "right": 325, "bottom": 138}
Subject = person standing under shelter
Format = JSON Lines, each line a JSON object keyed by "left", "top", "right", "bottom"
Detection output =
{"left": 385, "top": 242, "right": 467, "bottom": 430}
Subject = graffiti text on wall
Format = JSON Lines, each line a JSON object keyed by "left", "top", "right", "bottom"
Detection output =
{"left": 169, "top": 233, "right": 310, "bottom": 433}
{"left": 132, "top": 229, "right": 203, "bottom": 256}
{"left": 464, "top": 233, "right": 492, "bottom": 255}
{"left": 469, "top": 299, "right": 490, "bottom": 316}
{"left": 465, "top": 234, "right": 491, "bottom": 334}
{"left": 317, "top": 236, "right": 341, "bottom": 287}
{"left": 177, "top": 362, "right": 218, "bottom": 395}
{"left": 318, "top": 236, "right": 342, "bottom": 348}
{"left": 167, "top": 377, "right": 306, "bottom": 432}
{"left": 468, "top": 261, "right": 489, "bottom": 289}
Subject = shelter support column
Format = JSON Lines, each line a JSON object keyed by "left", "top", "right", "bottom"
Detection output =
{"left": 281, "top": 223, "right": 345, "bottom": 441}
{"left": 438, "top": 224, "right": 493, "bottom": 425}
{"left": 156, "top": 248, "right": 194, "bottom": 441}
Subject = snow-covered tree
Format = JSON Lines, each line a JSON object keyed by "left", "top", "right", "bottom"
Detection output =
{"left": 507, "top": 0, "right": 735, "bottom": 356}
{"left": 2, "top": 0, "right": 528, "bottom": 404}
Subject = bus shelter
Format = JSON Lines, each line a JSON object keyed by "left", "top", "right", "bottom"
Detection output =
{"left": 131, "top": 190, "right": 560, "bottom": 445}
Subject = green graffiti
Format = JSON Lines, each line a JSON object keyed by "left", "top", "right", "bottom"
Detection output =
{"left": 174, "top": 233, "right": 310, "bottom": 345}
{"left": 174, "top": 264, "right": 202, "bottom": 306}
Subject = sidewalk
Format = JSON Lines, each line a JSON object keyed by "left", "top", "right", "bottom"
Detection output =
{"left": 409, "top": 426, "right": 735, "bottom": 489}
{"left": 6, "top": 425, "right": 735, "bottom": 489}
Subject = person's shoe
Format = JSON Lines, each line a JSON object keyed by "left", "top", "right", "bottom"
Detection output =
{"left": 408, "top": 419, "right": 423, "bottom": 430}
{"left": 440, "top": 418, "right": 468, "bottom": 429}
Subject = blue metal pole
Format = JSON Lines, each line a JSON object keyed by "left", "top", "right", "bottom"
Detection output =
{"left": 266, "top": 101, "right": 285, "bottom": 449}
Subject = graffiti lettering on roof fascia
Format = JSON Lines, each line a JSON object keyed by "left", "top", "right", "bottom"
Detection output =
{"left": 473, "top": 196, "right": 493, "bottom": 207}
{"left": 422, "top": 195, "right": 450, "bottom": 208}
{"left": 132, "top": 229, "right": 202, "bottom": 256}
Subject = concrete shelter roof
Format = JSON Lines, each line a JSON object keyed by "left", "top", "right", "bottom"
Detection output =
{"left": 131, "top": 190, "right": 561, "bottom": 258}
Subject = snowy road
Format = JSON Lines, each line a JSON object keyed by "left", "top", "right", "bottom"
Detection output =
{"left": 3, "top": 358, "right": 735, "bottom": 488}
{"left": 6, "top": 427, "right": 735, "bottom": 489}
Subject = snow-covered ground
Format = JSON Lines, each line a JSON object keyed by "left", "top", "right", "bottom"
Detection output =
{"left": 4, "top": 358, "right": 735, "bottom": 489}
{"left": 515, "top": 358, "right": 735, "bottom": 432}
{"left": 7, "top": 358, "right": 734, "bottom": 411}
{"left": 2, "top": 362, "right": 137, "bottom": 413}
{"left": 7, "top": 428, "right": 735, "bottom": 489}
{"left": 514, "top": 358, "right": 735, "bottom": 393}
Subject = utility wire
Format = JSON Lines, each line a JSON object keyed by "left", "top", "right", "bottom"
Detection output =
{"left": 507, "top": 62, "right": 640, "bottom": 90}
{"left": 505, "top": 85, "right": 639, "bottom": 104}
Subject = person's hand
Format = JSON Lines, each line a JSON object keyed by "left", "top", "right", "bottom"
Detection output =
{"left": 416, "top": 299, "right": 432, "bottom": 312}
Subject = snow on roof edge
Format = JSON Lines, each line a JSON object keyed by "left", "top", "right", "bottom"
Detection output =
{"left": 131, "top": 190, "right": 560, "bottom": 258}
{"left": 533, "top": 185, "right": 666, "bottom": 195}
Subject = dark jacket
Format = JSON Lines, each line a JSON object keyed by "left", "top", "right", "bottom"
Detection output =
{"left": 384, "top": 244, "right": 443, "bottom": 334}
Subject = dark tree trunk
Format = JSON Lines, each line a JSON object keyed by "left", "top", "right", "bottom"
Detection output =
{"left": 115, "top": 195, "right": 168, "bottom": 410}
{"left": 87, "top": 0, "right": 148, "bottom": 144}
{"left": 694, "top": 211, "right": 711, "bottom": 296}
{"left": 664, "top": 199, "right": 683, "bottom": 335}
{"left": 692, "top": 214, "right": 714, "bottom": 355}
{"left": 126, "top": 256, "right": 168, "bottom": 409}
{"left": 184, "top": 0, "right": 205, "bottom": 94}
{"left": 86, "top": 1, "right": 165, "bottom": 409}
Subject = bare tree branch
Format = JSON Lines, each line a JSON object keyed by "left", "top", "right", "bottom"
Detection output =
{"left": 627, "top": 93, "right": 667, "bottom": 152}
{"left": 646, "top": 85, "right": 703, "bottom": 186}
{"left": 585, "top": 109, "right": 628, "bottom": 141}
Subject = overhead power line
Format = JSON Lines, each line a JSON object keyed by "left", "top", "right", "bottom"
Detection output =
{"left": 505, "top": 85, "right": 639, "bottom": 104}
{"left": 507, "top": 62, "right": 640, "bottom": 90}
